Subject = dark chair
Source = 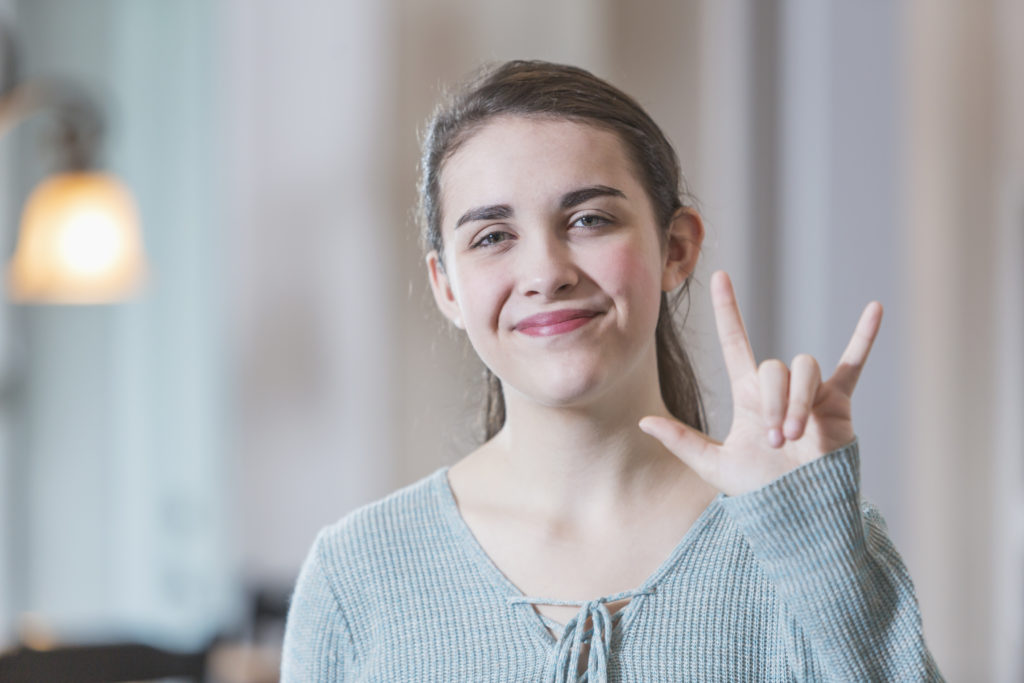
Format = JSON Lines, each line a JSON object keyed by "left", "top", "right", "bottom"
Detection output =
{"left": 0, "top": 640, "right": 211, "bottom": 683}
{"left": 250, "top": 588, "right": 289, "bottom": 644}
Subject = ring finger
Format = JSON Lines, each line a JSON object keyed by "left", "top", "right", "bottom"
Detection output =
{"left": 784, "top": 354, "right": 821, "bottom": 440}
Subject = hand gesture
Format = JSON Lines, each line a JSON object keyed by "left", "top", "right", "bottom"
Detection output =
{"left": 638, "top": 270, "right": 883, "bottom": 497}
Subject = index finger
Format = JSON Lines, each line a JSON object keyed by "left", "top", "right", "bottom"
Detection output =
{"left": 710, "top": 270, "right": 757, "bottom": 385}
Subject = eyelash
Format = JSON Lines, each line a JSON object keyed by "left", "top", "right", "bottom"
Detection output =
{"left": 469, "top": 214, "right": 611, "bottom": 249}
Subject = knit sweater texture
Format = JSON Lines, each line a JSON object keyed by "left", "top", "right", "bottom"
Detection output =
{"left": 281, "top": 439, "right": 944, "bottom": 681}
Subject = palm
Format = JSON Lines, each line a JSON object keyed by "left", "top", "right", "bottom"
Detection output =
{"left": 640, "top": 271, "right": 882, "bottom": 497}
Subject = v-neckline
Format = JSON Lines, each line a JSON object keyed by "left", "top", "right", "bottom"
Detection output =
{"left": 432, "top": 464, "right": 724, "bottom": 647}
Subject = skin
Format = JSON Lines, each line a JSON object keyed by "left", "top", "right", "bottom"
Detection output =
{"left": 639, "top": 272, "right": 883, "bottom": 498}
{"left": 424, "top": 115, "right": 882, "bottom": 638}
{"left": 427, "top": 115, "right": 708, "bottom": 527}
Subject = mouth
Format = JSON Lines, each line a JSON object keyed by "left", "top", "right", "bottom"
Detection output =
{"left": 515, "top": 310, "right": 602, "bottom": 337}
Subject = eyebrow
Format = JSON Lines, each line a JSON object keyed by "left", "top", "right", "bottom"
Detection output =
{"left": 453, "top": 184, "right": 627, "bottom": 230}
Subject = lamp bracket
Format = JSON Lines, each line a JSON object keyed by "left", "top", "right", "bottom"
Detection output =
{"left": 0, "top": 22, "right": 104, "bottom": 171}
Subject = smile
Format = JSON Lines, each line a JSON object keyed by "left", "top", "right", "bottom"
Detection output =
{"left": 515, "top": 311, "right": 601, "bottom": 337}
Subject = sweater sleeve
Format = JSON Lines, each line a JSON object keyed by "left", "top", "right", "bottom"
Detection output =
{"left": 280, "top": 530, "right": 354, "bottom": 682}
{"left": 718, "top": 439, "right": 944, "bottom": 682}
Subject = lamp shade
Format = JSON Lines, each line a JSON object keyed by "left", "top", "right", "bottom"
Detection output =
{"left": 7, "top": 171, "right": 147, "bottom": 303}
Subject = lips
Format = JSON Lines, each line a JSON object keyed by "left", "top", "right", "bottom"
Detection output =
{"left": 515, "top": 309, "right": 601, "bottom": 336}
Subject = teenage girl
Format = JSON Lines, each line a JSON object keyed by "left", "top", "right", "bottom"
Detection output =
{"left": 282, "top": 60, "right": 943, "bottom": 682}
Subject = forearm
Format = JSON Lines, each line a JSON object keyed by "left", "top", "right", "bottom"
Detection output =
{"left": 720, "top": 440, "right": 943, "bottom": 682}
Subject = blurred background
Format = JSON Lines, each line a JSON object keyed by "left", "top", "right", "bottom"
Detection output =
{"left": 0, "top": 0, "right": 1020, "bottom": 681}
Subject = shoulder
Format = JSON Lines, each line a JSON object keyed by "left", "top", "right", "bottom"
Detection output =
{"left": 283, "top": 467, "right": 458, "bottom": 678}
{"left": 310, "top": 466, "right": 453, "bottom": 590}
{"left": 320, "top": 466, "right": 449, "bottom": 544}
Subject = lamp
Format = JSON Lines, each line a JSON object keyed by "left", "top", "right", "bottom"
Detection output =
{"left": 7, "top": 169, "right": 145, "bottom": 304}
{"left": 0, "top": 25, "right": 147, "bottom": 304}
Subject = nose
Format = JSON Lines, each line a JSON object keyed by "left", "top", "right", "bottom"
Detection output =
{"left": 515, "top": 230, "right": 579, "bottom": 298}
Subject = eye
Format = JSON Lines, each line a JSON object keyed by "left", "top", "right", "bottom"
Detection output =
{"left": 571, "top": 213, "right": 611, "bottom": 229}
{"left": 470, "top": 230, "right": 513, "bottom": 249}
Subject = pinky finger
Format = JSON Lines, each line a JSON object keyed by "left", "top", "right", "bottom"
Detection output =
{"left": 831, "top": 301, "right": 883, "bottom": 397}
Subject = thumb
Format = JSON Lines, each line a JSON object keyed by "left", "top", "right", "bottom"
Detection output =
{"left": 638, "top": 416, "right": 719, "bottom": 481}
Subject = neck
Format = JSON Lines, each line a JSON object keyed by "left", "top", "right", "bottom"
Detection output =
{"left": 483, "top": 355, "right": 704, "bottom": 535}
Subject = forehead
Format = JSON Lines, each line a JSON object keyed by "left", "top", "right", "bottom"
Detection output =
{"left": 439, "top": 116, "right": 642, "bottom": 223}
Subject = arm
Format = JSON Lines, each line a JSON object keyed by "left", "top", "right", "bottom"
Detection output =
{"left": 281, "top": 531, "right": 354, "bottom": 682}
{"left": 638, "top": 271, "right": 942, "bottom": 680}
{"left": 720, "top": 439, "right": 943, "bottom": 682}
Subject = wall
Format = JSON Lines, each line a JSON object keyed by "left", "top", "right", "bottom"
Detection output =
{"left": 0, "top": 0, "right": 233, "bottom": 649}
{"left": 1, "top": 1, "right": 1018, "bottom": 675}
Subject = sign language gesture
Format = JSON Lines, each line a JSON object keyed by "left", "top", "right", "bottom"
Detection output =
{"left": 639, "top": 270, "right": 883, "bottom": 497}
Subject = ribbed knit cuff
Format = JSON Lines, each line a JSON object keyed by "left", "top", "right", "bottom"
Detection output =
{"left": 718, "top": 439, "right": 863, "bottom": 585}
{"left": 716, "top": 441, "right": 945, "bottom": 682}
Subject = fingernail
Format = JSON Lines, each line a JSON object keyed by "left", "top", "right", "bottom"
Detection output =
{"left": 768, "top": 428, "right": 783, "bottom": 448}
{"left": 784, "top": 418, "right": 801, "bottom": 439}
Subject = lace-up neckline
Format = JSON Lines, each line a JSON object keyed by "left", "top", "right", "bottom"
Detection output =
{"left": 436, "top": 465, "right": 723, "bottom": 682}
{"left": 508, "top": 588, "right": 656, "bottom": 682}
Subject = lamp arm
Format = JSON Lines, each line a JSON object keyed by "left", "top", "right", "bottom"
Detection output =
{"left": 0, "top": 79, "right": 104, "bottom": 171}
{"left": 1, "top": 20, "right": 104, "bottom": 170}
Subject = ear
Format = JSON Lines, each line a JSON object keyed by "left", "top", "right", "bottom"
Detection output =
{"left": 425, "top": 250, "right": 465, "bottom": 329}
{"left": 661, "top": 207, "right": 705, "bottom": 291}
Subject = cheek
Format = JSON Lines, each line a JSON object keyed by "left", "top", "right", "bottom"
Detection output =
{"left": 452, "top": 262, "right": 510, "bottom": 333}
{"left": 593, "top": 241, "right": 663, "bottom": 316}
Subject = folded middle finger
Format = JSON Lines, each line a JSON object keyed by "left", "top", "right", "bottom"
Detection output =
{"left": 758, "top": 359, "right": 789, "bottom": 448}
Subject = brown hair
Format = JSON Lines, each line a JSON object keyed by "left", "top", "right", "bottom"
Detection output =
{"left": 418, "top": 60, "right": 706, "bottom": 440}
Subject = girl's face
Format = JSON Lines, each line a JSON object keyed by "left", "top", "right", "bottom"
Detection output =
{"left": 426, "top": 115, "right": 702, "bottom": 411}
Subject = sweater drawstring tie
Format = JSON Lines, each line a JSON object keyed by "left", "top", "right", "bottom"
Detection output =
{"left": 508, "top": 587, "right": 655, "bottom": 683}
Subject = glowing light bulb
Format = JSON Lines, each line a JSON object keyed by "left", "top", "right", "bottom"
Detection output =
{"left": 57, "top": 208, "right": 124, "bottom": 275}
{"left": 7, "top": 172, "right": 147, "bottom": 303}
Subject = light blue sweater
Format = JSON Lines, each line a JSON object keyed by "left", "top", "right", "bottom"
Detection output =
{"left": 281, "top": 440, "right": 944, "bottom": 681}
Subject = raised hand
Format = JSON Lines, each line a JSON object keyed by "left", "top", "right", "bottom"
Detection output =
{"left": 638, "top": 270, "right": 883, "bottom": 497}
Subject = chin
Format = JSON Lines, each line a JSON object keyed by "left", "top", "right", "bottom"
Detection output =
{"left": 510, "top": 364, "right": 613, "bottom": 409}
{"left": 487, "top": 344, "right": 645, "bottom": 410}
